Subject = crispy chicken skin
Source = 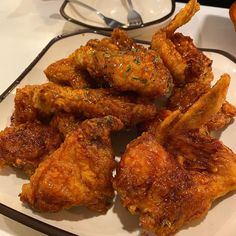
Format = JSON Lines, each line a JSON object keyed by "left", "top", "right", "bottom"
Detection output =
{"left": 114, "top": 76, "right": 236, "bottom": 235}
{"left": 171, "top": 33, "right": 212, "bottom": 82}
{"left": 111, "top": 28, "right": 138, "bottom": 51}
{"left": 50, "top": 113, "right": 82, "bottom": 137}
{"left": 151, "top": 0, "right": 236, "bottom": 131}
{"left": 74, "top": 46, "right": 172, "bottom": 97}
{"left": 44, "top": 57, "right": 93, "bottom": 89}
{"left": 206, "top": 101, "right": 236, "bottom": 131}
{"left": 12, "top": 85, "right": 39, "bottom": 125}
{"left": 32, "top": 83, "right": 157, "bottom": 126}
{"left": 20, "top": 116, "right": 123, "bottom": 213}
{"left": 167, "top": 33, "right": 213, "bottom": 111}
{"left": 0, "top": 122, "right": 62, "bottom": 176}
{"left": 113, "top": 131, "right": 236, "bottom": 236}
{"left": 151, "top": 0, "right": 200, "bottom": 84}
{"left": 86, "top": 28, "right": 145, "bottom": 52}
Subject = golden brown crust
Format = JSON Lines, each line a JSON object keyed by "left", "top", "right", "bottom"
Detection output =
{"left": 32, "top": 83, "right": 157, "bottom": 126}
{"left": 12, "top": 85, "right": 39, "bottom": 125}
{"left": 0, "top": 122, "right": 62, "bottom": 176}
{"left": 20, "top": 116, "right": 123, "bottom": 213}
{"left": 114, "top": 126, "right": 236, "bottom": 235}
{"left": 171, "top": 32, "right": 213, "bottom": 83}
{"left": 113, "top": 132, "right": 215, "bottom": 236}
{"left": 75, "top": 45, "right": 172, "bottom": 97}
{"left": 206, "top": 101, "right": 236, "bottom": 131}
{"left": 114, "top": 77, "right": 236, "bottom": 235}
{"left": 44, "top": 57, "right": 93, "bottom": 89}
{"left": 151, "top": 0, "right": 200, "bottom": 84}
{"left": 49, "top": 113, "right": 82, "bottom": 137}
{"left": 167, "top": 33, "right": 213, "bottom": 111}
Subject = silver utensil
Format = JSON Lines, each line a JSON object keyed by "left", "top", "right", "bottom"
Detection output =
{"left": 126, "top": 0, "right": 143, "bottom": 26}
{"left": 70, "top": 0, "right": 125, "bottom": 28}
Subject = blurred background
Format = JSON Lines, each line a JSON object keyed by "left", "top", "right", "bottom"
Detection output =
{"left": 178, "top": 0, "right": 234, "bottom": 8}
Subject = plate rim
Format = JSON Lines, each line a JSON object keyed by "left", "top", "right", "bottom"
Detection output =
{"left": 59, "top": 0, "right": 176, "bottom": 31}
{"left": 0, "top": 29, "right": 236, "bottom": 236}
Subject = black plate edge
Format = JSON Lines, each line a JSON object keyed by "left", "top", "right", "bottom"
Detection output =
{"left": 198, "top": 48, "right": 236, "bottom": 63}
{"left": 59, "top": 0, "right": 176, "bottom": 31}
{"left": 0, "top": 29, "right": 235, "bottom": 236}
{"left": 0, "top": 203, "right": 77, "bottom": 236}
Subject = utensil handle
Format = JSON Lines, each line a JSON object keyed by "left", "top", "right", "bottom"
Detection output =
{"left": 127, "top": 0, "right": 134, "bottom": 9}
{"left": 71, "top": 0, "right": 104, "bottom": 20}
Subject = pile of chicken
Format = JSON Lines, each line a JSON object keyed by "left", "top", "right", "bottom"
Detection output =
{"left": 0, "top": 0, "right": 236, "bottom": 235}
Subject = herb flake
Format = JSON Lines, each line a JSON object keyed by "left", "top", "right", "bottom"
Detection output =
{"left": 133, "top": 58, "right": 141, "bottom": 65}
{"left": 132, "top": 77, "right": 148, "bottom": 85}
{"left": 126, "top": 64, "right": 132, "bottom": 72}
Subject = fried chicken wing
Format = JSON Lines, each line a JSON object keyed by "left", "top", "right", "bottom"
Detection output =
{"left": 151, "top": 0, "right": 200, "bottom": 84}
{"left": 0, "top": 122, "right": 62, "bottom": 176}
{"left": 74, "top": 46, "right": 172, "bottom": 97}
{"left": 114, "top": 130, "right": 236, "bottom": 236}
{"left": 113, "top": 75, "right": 236, "bottom": 235}
{"left": 20, "top": 116, "right": 123, "bottom": 213}
{"left": 150, "top": 0, "right": 236, "bottom": 131}
{"left": 167, "top": 33, "right": 213, "bottom": 111}
{"left": 31, "top": 83, "right": 157, "bottom": 126}
{"left": 44, "top": 57, "right": 93, "bottom": 89}
{"left": 12, "top": 85, "right": 39, "bottom": 125}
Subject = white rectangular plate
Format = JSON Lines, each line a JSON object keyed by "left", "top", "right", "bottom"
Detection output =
{"left": 0, "top": 30, "right": 236, "bottom": 236}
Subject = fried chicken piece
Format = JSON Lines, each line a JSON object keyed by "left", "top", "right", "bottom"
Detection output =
{"left": 44, "top": 57, "right": 94, "bottom": 89}
{"left": 50, "top": 112, "right": 82, "bottom": 137}
{"left": 206, "top": 101, "right": 236, "bottom": 131}
{"left": 142, "top": 74, "right": 230, "bottom": 137}
{"left": 151, "top": 0, "right": 200, "bottom": 84}
{"left": 114, "top": 75, "right": 236, "bottom": 235}
{"left": 86, "top": 28, "right": 145, "bottom": 52}
{"left": 166, "top": 35, "right": 236, "bottom": 131}
{"left": 111, "top": 28, "right": 146, "bottom": 52}
{"left": 12, "top": 85, "right": 39, "bottom": 125}
{"left": 151, "top": 0, "right": 236, "bottom": 132}
{"left": 32, "top": 83, "right": 157, "bottom": 126}
{"left": 74, "top": 46, "right": 172, "bottom": 97}
{"left": 167, "top": 33, "right": 213, "bottom": 111}
{"left": 114, "top": 130, "right": 236, "bottom": 236}
{"left": 171, "top": 33, "right": 212, "bottom": 81}
{"left": 85, "top": 37, "right": 119, "bottom": 52}
{"left": 20, "top": 116, "right": 123, "bottom": 213}
{"left": 0, "top": 122, "right": 62, "bottom": 176}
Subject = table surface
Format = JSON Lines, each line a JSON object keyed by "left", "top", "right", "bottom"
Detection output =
{"left": 0, "top": 1, "right": 234, "bottom": 236}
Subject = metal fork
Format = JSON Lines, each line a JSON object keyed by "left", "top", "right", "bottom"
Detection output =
{"left": 70, "top": 0, "right": 125, "bottom": 28}
{"left": 126, "top": 0, "right": 143, "bottom": 26}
